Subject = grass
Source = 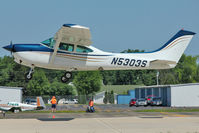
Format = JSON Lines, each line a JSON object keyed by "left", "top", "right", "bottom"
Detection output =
{"left": 135, "top": 108, "right": 199, "bottom": 112}
{"left": 100, "top": 84, "right": 143, "bottom": 94}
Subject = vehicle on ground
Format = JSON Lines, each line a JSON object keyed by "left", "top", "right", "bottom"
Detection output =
{"left": 58, "top": 98, "right": 66, "bottom": 104}
{"left": 0, "top": 97, "right": 46, "bottom": 113}
{"left": 3, "top": 24, "right": 196, "bottom": 83}
{"left": 135, "top": 99, "right": 147, "bottom": 107}
{"left": 146, "top": 95, "right": 156, "bottom": 105}
{"left": 58, "top": 98, "right": 78, "bottom": 104}
{"left": 150, "top": 97, "right": 163, "bottom": 106}
{"left": 65, "top": 99, "right": 78, "bottom": 104}
{"left": 129, "top": 98, "right": 136, "bottom": 107}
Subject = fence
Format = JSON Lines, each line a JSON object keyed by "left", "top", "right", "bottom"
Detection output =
{"left": 23, "top": 95, "right": 95, "bottom": 104}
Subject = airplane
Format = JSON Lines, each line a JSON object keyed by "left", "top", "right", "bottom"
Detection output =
{"left": 3, "top": 24, "right": 196, "bottom": 83}
{"left": 0, "top": 97, "right": 46, "bottom": 113}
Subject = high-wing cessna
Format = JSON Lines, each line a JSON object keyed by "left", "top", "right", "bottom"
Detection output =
{"left": 0, "top": 97, "right": 45, "bottom": 113}
{"left": 3, "top": 24, "right": 196, "bottom": 83}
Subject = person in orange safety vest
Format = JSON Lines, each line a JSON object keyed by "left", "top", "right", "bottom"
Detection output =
{"left": 87, "top": 99, "right": 95, "bottom": 112}
{"left": 51, "top": 96, "right": 57, "bottom": 113}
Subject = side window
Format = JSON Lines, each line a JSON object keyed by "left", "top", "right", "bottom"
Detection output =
{"left": 76, "top": 45, "right": 93, "bottom": 53}
{"left": 59, "top": 43, "right": 74, "bottom": 52}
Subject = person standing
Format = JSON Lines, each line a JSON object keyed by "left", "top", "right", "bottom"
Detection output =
{"left": 51, "top": 96, "right": 57, "bottom": 113}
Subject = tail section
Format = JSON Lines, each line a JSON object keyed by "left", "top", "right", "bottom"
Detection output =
{"left": 36, "top": 97, "right": 46, "bottom": 110}
{"left": 151, "top": 29, "right": 196, "bottom": 65}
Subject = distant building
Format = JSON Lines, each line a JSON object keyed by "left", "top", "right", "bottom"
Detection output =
{"left": 117, "top": 90, "right": 135, "bottom": 104}
{"left": 94, "top": 91, "right": 117, "bottom": 104}
{"left": 0, "top": 86, "right": 23, "bottom": 104}
{"left": 135, "top": 83, "right": 199, "bottom": 107}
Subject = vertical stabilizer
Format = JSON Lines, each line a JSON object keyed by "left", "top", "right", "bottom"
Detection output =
{"left": 36, "top": 97, "right": 46, "bottom": 110}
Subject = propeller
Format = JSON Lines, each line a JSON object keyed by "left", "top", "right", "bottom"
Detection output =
{"left": 3, "top": 41, "right": 15, "bottom": 56}
{"left": 10, "top": 41, "right": 13, "bottom": 55}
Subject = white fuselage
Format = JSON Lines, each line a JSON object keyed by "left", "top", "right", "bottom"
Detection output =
{"left": 0, "top": 102, "right": 37, "bottom": 112}
{"left": 13, "top": 45, "right": 170, "bottom": 71}
{"left": 3, "top": 28, "right": 195, "bottom": 72}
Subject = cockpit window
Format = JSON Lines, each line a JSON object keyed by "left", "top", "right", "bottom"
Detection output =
{"left": 76, "top": 45, "right": 93, "bottom": 53}
{"left": 41, "top": 38, "right": 55, "bottom": 48}
{"left": 59, "top": 43, "right": 74, "bottom": 52}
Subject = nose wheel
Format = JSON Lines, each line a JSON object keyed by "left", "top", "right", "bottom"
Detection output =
{"left": 61, "top": 72, "right": 72, "bottom": 83}
{"left": 25, "top": 68, "right": 34, "bottom": 81}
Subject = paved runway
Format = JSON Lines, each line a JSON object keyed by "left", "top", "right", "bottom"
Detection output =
{"left": 1, "top": 111, "right": 199, "bottom": 119}
{"left": 1, "top": 105, "right": 199, "bottom": 133}
{"left": 0, "top": 116, "right": 199, "bottom": 133}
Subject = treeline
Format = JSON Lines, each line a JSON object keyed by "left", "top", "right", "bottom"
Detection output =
{"left": 0, "top": 49, "right": 198, "bottom": 96}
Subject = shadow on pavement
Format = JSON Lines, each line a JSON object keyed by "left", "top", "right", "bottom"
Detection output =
{"left": 37, "top": 118, "right": 74, "bottom": 121}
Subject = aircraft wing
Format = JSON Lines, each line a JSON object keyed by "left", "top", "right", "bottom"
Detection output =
{"left": 49, "top": 24, "right": 92, "bottom": 64}
{"left": 0, "top": 105, "right": 12, "bottom": 111}
{"left": 54, "top": 24, "right": 92, "bottom": 46}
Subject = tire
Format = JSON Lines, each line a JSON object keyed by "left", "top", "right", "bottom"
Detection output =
{"left": 61, "top": 76, "right": 69, "bottom": 83}
{"left": 65, "top": 72, "right": 72, "bottom": 79}
{"left": 25, "top": 72, "right": 33, "bottom": 80}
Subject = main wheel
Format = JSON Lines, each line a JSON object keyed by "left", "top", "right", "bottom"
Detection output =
{"left": 61, "top": 75, "right": 69, "bottom": 83}
{"left": 25, "top": 72, "right": 33, "bottom": 80}
{"left": 65, "top": 72, "right": 72, "bottom": 79}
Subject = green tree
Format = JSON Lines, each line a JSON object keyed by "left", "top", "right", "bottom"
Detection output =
{"left": 26, "top": 70, "right": 51, "bottom": 96}
{"left": 109, "top": 90, "right": 115, "bottom": 104}
{"left": 73, "top": 71, "right": 102, "bottom": 103}
{"left": 103, "top": 91, "right": 108, "bottom": 104}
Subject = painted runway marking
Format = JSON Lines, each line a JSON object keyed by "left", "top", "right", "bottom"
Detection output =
{"left": 94, "top": 118, "right": 122, "bottom": 133}
{"left": 160, "top": 112, "right": 189, "bottom": 117}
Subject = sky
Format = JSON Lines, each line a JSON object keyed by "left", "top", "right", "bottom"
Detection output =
{"left": 0, "top": 0, "right": 198, "bottom": 56}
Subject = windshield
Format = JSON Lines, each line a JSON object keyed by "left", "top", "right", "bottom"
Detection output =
{"left": 41, "top": 38, "right": 55, "bottom": 48}
{"left": 138, "top": 99, "right": 145, "bottom": 102}
{"left": 153, "top": 98, "right": 161, "bottom": 101}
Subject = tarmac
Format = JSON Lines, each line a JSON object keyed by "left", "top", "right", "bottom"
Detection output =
{"left": 0, "top": 116, "right": 199, "bottom": 133}
{"left": 1, "top": 105, "right": 199, "bottom": 133}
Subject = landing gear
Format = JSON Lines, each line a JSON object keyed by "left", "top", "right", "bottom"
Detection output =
{"left": 25, "top": 68, "right": 34, "bottom": 81}
{"left": 61, "top": 71, "right": 72, "bottom": 83}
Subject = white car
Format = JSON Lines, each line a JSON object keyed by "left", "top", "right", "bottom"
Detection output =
{"left": 58, "top": 99, "right": 78, "bottom": 104}
{"left": 135, "top": 99, "right": 147, "bottom": 107}
{"left": 58, "top": 98, "right": 66, "bottom": 104}
{"left": 65, "top": 99, "right": 78, "bottom": 104}
{"left": 151, "top": 97, "right": 163, "bottom": 106}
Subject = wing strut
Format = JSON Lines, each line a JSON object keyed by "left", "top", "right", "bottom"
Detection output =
{"left": 49, "top": 28, "right": 62, "bottom": 64}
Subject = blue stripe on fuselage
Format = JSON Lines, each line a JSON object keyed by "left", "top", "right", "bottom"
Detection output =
{"left": 13, "top": 44, "right": 53, "bottom": 52}
{"left": 13, "top": 44, "right": 113, "bottom": 56}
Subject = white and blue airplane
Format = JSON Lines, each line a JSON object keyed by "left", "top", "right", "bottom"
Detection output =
{"left": 3, "top": 24, "right": 196, "bottom": 83}
{"left": 0, "top": 97, "right": 46, "bottom": 113}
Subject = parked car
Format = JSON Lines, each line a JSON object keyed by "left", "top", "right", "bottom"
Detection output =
{"left": 58, "top": 98, "right": 66, "bottom": 104}
{"left": 64, "top": 99, "right": 78, "bottom": 104}
{"left": 150, "top": 97, "right": 162, "bottom": 106}
{"left": 135, "top": 98, "right": 147, "bottom": 107}
{"left": 145, "top": 95, "right": 156, "bottom": 105}
{"left": 58, "top": 99, "right": 78, "bottom": 104}
{"left": 129, "top": 98, "right": 136, "bottom": 107}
